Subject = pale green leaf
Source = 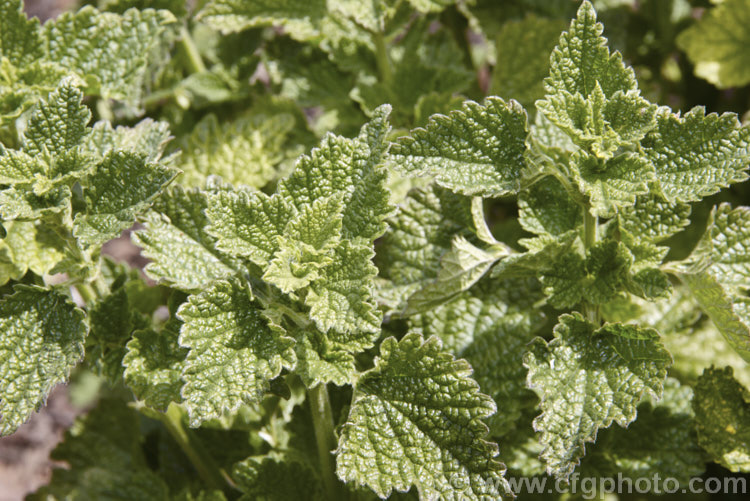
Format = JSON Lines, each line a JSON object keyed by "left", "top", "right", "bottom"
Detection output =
{"left": 677, "top": 0, "right": 750, "bottom": 88}
{"left": 178, "top": 113, "right": 295, "bottom": 189}
{"left": 0, "top": 286, "right": 87, "bottom": 436}
{"left": 642, "top": 107, "right": 750, "bottom": 203}
{"left": 0, "top": 221, "right": 65, "bottom": 285}
{"left": 0, "top": 0, "right": 44, "bottom": 67}
{"left": 537, "top": 1, "right": 655, "bottom": 156}
{"left": 518, "top": 175, "right": 581, "bottom": 237}
{"left": 82, "top": 119, "right": 171, "bottom": 163}
{"left": 263, "top": 194, "right": 343, "bottom": 293}
{"left": 542, "top": 0, "right": 637, "bottom": 100}
{"left": 197, "top": 0, "right": 326, "bottom": 39}
{"left": 692, "top": 366, "right": 750, "bottom": 472}
{"left": 44, "top": 6, "right": 175, "bottom": 105}
{"left": 24, "top": 78, "right": 90, "bottom": 159}
{"left": 680, "top": 271, "right": 750, "bottom": 363}
{"left": 73, "top": 151, "right": 177, "bottom": 248}
{"left": 617, "top": 194, "right": 691, "bottom": 243}
{"left": 207, "top": 190, "right": 295, "bottom": 268}
{"left": 390, "top": 97, "right": 528, "bottom": 197}
{"left": 278, "top": 104, "right": 392, "bottom": 243}
{"left": 570, "top": 151, "right": 654, "bottom": 217}
{"left": 683, "top": 204, "right": 750, "bottom": 289}
{"left": 524, "top": 313, "right": 672, "bottom": 478}
{"left": 336, "top": 334, "right": 510, "bottom": 500}
{"left": 123, "top": 320, "right": 187, "bottom": 410}
{"left": 306, "top": 241, "right": 381, "bottom": 338}
{"left": 291, "top": 327, "right": 357, "bottom": 387}
{"left": 405, "top": 236, "right": 508, "bottom": 315}
{"left": 177, "top": 280, "right": 296, "bottom": 427}
{"left": 134, "top": 184, "right": 239, "bottom": 290}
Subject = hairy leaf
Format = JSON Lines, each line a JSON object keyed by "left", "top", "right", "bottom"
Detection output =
{"left": 177, "top": 280, "right": 296, "bottom": 427}
{"left": 642, "top": 108, "right": 750, "bottom": 203}
{"left": 0, "top": 286, "right": 87, "bottom": 436}
{"left": 134, "top": 184, "right": 239, "bottom": 290}
{"left": 337, "top": 334, "right": 510, "bottom": 499}
{"left": 524, "top": 313, "right": 672, "bottom": 478}
{"left": 390, "top": 97, "right": 528, "bottom": 197}
{"left": 123, "top": 320, "right": 187, "bottom": 410}
{"left": 74, "top": 151, "right": 177, "bottom": 248}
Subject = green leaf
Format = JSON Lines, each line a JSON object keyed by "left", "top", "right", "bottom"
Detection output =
{"left": 0, "top": 286, "right": 87, "bottom": 436}
{"left": 0, "top": 0, "right": 44, "bottom": 67}
{"left": 0, "top": 221, "right": 65, "bottom": 286}
{"left": 278, "top": 104, "right": 392, "bottom": 243}
{"left": 490, "top": 16, "right": 567, "bottom": 108}
{"left": 177, "top": 280, "right": 296, "bottom": 427}
{"left": 263, "top": 194, "right": 343, "bottom": 293}
{"left": 87, "top": 287, "right": 145, "bottom": 384}
{"left": 82, "top": 118, "right": 172, "bottom": 163}
{"left": 462, "top": 312, "right": 545, "bottom": 437}
{"left": 306, "top": 241, "right": 381, "bottom": 337}
{"left": 24, "top": 78, "right": 90, "bottom": 159}
{"left": 518, "top": 175, "right": 581, "bottom": 238}
{"left": 178, "top": 113, "right": 295, "bottom": 189}
{"left": 409, "top": 277, "right": 543, "bottom": 354}
{"left": 524, "top": 313, "right": 672, "bottom": 478}
{"left": 617, "top": 194, "right": 691, "bottom": 243}
{"left": 73, "top": 150, "right": 177, "bottom": 248}
{"left": 693, "top": 367, "right": 750, "bottom": 472}
{"left": 207, "top": 189, "right": 296, "bottom": 268}
{"left": 375, "top": 185, "right": 472, "bottom": 311}
{"left": 642, "top": 107, "right": 750, "bottom": 203}
{"left": 291, "top": 327, "right": 357, "bottom": 387}
{"left": 405, "top": 236, "right": 508, "bottom": 315}
{"left": 676, "top": 0, "right": 750, "bottom": 88}
{"left": 37, "top": 398, "right": 169, "bottom": 499}
{"left": 198, "top": 0, "right": 326, "bottom": 38}
{"left": 390, "top": 97, "right": 528, "bottom": 197}
{"left": 581, "top": 378, "right": 704, "bottom": 484}
{"left": 683, "top": 204, "right": 750, "bottom": 289}
{"left": 123, "top": 320, "right": 187, "bottom": 410}
{"left": 336, "top": 333, "right": 510, "bottom": 500}
{"left": 44, "top": 6, "right": 175, "bottom": 105}
{"left": 233, "top": 456, "right": 325, "bottom": 501}
{"left": 537, "top": 1, "right": 656, "bottom": 156}
{"left": 541, "top": 0, "right": 636, "bottom": 100}
{"left": 679, "top": 271, "right": 750, "bottom": 363}
{"left": 134, "top": 184, "right": 239, "bottom": 290}
{"left": 570, "top": 151, "right": 654, "bottom": 218}
{"left": 541, "top": 240, "right": 633, "bottom": 308}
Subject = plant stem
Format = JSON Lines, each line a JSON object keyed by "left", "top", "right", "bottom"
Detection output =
{"left": 373, "top": 30, "right": 392, "bottom": 84}
{"left": 582, "top": 208, "right": 601, "bottom": 325}
{"left": 309, "top": 384, "right": 340, "bottom": 500}
{"left": 179, "top": 25, "right": 206, "bottom": 74}
{"left": 160, "top": 404, "right": 229, "bottom": 491}
{"left": 583, "top": 209, "right": 597, "bottom": 250}
{"left": 76, "top": 283, "right": 98, "bottom": 305}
